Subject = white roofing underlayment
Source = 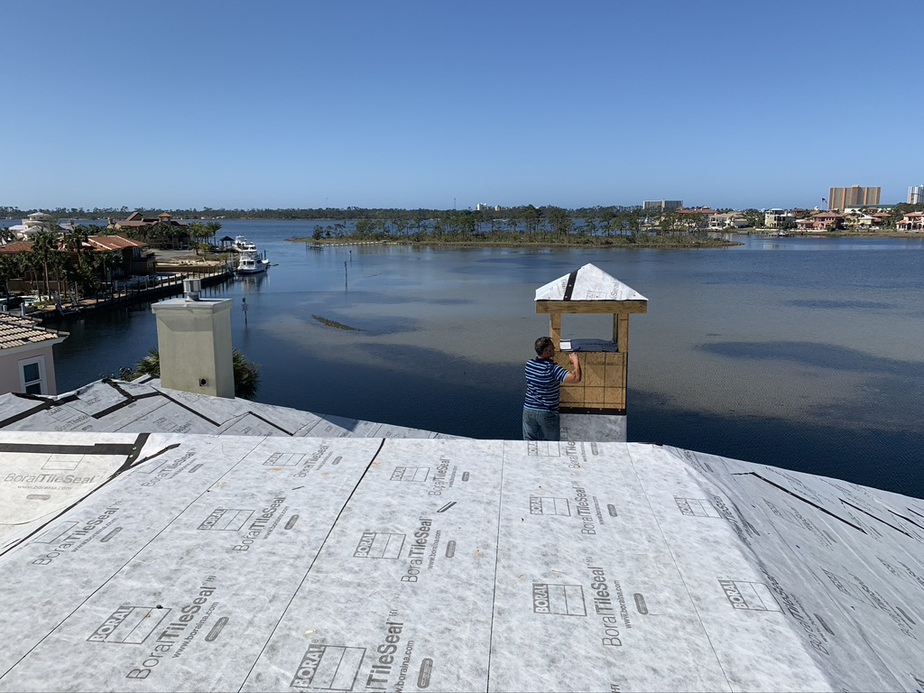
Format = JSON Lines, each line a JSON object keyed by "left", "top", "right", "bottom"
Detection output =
{"left": 534, "top": 263, "right": 648, "bottom": 303}
{"left": 0, "top": 382, "right": 923, "bottom": 692}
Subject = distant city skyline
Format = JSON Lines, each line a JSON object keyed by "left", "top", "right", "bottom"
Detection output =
{"left": 1, "top": 1, "right": 920, "bottom": 212}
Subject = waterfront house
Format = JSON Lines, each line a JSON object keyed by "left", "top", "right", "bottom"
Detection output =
{"left": 4, "top": 212, "right": 65, "bottom": 241}
{"left": 0, "top": 234, "right": 151, "bottom": 297}
{"left": 850, "top": 212, "right": 891, "bottom": 230}
{"left": 796, "top": 211, "right": 844, "bottom": 232}
{"left": 108, "top": 211, "right": 190, "bottom": 249}
{"left": 677, "top": 207, "right": 717, "bottom": 232}
{"left": 896, "top": 211, "right": 924, "bottom": 232}
{"left": 763, "top": 208, "right": 796, "bottom": 229}
{"left": 86, "top": 235, "right": 154, "bottom": 277}
{"left": 708, "top": 212, "right": 749, "bottom": 230}
{"left": 0, "top": 313, "right": 67, "bottom": 395}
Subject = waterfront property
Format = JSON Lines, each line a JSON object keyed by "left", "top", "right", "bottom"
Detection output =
{"left": 896, "top": 211, "right": 924, "bottom": 231}
{"left": 107, "top": 211, "right": 190, "bottom": 249}
{"left": 796, "top": 211, "right": 845, "bottom": 232}
{"left": 4, "top": 212, "right": 62, "bottom": 240}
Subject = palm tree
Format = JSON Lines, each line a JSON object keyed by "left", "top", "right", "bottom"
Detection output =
{"left": 128, "top": 348, "right": 260, "bottom": 399}
{"left": 187, "top": 223, "right": 210, "bottom": 255}
{"left": 26, "top": 230, "right": 64, "bottom": 299}
{"left": 205, "top": 221, "right": 222, "bottom": 246}
{"left": 0, "top": 254, "right": 23, "bottom": 297}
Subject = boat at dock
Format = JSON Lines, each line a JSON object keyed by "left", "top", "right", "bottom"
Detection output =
{"left": 235, "top": 249, "right": 270, "bottom": 275}
{"left": 232, "top": 236, "right": 258, "bottom": 252}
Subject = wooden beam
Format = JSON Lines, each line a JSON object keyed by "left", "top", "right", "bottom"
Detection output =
{"left": 535, "top": 300, "right": 648, "bottom": 315}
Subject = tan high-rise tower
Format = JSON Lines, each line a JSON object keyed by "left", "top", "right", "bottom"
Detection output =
{"left": 828, "top": 186, "right": 880, "bottom": 211}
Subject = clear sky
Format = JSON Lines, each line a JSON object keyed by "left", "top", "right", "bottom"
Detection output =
{"left": 2, "top": 1, "right": 921, "bottom": 212}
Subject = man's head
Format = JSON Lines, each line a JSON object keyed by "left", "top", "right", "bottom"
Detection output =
{"left": 534, "top": 336, "right": 554, "bottom": 357}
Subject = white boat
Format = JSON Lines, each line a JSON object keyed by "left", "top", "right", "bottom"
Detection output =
{"left": 235, "top": 249, "right": 269, "bottom": 275}
{"left": 232, "top": 236, "right": 258, "bottom": 252}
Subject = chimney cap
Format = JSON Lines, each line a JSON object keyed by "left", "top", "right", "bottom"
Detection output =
{"left": 183, "top": 279, "right": 202, "bottom": 301}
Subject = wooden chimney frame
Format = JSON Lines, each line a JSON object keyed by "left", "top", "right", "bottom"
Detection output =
{"left": 535, "top": 266, "right": 647, "bottom": 415}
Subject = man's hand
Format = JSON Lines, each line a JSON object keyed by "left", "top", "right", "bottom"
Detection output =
{"left": 564, "top": 352, "right": 582, "bottom": 384}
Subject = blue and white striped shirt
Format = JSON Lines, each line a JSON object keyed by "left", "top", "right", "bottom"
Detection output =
{"left": 524, "top": 358, "right": 569, "bottom": 412}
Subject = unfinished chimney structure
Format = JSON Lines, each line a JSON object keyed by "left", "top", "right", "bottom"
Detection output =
{"left": 534, "top": 263, "right": 648, "bottom": 441}
{"left": 150, "top": 279, "right": 235, "bottom": 398}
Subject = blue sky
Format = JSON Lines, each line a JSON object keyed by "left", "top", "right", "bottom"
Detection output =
{"left": 2, "top": 1, "right": 921, "bottom": 211}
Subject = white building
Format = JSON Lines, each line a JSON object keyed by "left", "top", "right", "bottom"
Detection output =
{"left": 4, "top": 212, "right": 66, "bottom": 241}
{"left": 0, "top": 313, "right": 68, "bottom": 395}
{"left": 908, "top": 185, "right": 924, "bottom": 205}
{"left": 763, "top": 208, "right": 795, "bottom": 228}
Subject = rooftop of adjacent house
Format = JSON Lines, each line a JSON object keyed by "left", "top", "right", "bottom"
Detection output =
{"left": 113, "top": 211, "right": 186, "bottom": 227}
{"left": 85, "top": 235, "right": 148, "bottom": 251}
{"left": 0, "top": 314, "right": 66, "bottom": 350}
{"left": 0, "top": 378, "right": 921, "bottom": 691}
{"left": 0, "top": 241, "right": 35, "bottom": 254}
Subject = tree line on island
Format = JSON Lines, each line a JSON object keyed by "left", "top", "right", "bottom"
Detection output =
{"left": 4, "top": 203, "right": 923, "bottom": 251}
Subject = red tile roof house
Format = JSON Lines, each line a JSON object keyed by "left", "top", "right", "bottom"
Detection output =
{"left": 896, "top": 212, "right": 924, "bottom": 232}
{"left": 0, "top": 235, "right": 153, "bottom": 292}
{"left": 0, "top": 313, "right": 67, "bottom": 395}
{"left": 796, "top": 212, "right": 844, "bottom": 232}
{"left": 87, "top": 235, "right": 154, "bottom": 277}
{"left": 108, "top": 212, "right": 190, "bottom": 249}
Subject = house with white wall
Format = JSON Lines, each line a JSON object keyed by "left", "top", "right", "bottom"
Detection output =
{"left": 0, "top": 314, "right": 68, "bottom": 395}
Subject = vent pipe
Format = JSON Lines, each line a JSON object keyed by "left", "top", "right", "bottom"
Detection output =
{"left": 184, "top": 279, "right": 202, "bottom": 301}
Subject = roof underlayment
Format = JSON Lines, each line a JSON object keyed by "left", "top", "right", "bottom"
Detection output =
{"left": 0, "top": 383, "right": 922, "bottom": 692}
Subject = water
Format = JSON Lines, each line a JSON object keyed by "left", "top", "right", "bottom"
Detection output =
{"left": 42, "top": 221, "right": 924, "bottom": 498}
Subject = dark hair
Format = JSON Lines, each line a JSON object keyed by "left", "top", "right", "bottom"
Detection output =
{"left": 534, "top": 336, "right": 553, "bottom": 355}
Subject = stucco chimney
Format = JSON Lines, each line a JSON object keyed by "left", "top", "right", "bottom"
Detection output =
{"left": 151, "top": 281, "right": 234, "bottom": 398}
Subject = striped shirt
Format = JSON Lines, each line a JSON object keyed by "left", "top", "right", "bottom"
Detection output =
{"left": 524, "top": 358, "right": 569, "bottom": 412}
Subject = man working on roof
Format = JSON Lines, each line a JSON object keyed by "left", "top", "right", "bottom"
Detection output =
{"left": 523, "top": 336, "right": 582, "bottom": 441}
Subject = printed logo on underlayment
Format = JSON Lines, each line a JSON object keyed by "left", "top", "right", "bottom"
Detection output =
{"left": 291, "top": 644, "right": 365, "bottom": 691}
{"left": 532, "top": 583, "right": 587, "bottom": 616}
{"left": 821, "top": 568, "right": 878, "bottom": 607}
{"left": 718, "top": 579, "right": 781, "bottom": 612}
{"left": 32, "top": 520, "right": 79, "bottom": 544}
{"left": 391, "top": 466, "right": 430, "bottom": 482}
{"left": 198, "top": 508, "right": 254, "bottom": 531}
{"left": 265, "top": 452, "right": 306, "bottom": 467}
{"left": 526, "top": 441, "right": 561, "bottom": 457}
{"left": 675, "top": 497, "right": 721, "bottom": 518}
{"left": 354, "top": 531, "right": 405, "bottom": 559}
{"left": 87, "top": 605, "right": 171, "bottom": 644}
{"left": 530, "top": 496, "right": 571, "bottom": 515}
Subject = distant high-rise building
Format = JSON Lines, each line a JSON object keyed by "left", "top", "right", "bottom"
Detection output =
{"left": 828, "top": 186, "right": 880, "bottom": 211}
{"left": 908, "top": 185, "right": 924, "bottom": 205}
{"left": 643, "top": 200, "right": 683, "bottom": 212}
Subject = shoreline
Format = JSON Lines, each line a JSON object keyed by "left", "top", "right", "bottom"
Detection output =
{"left": 287, "top": 236, "right": 742, "bottom": 249}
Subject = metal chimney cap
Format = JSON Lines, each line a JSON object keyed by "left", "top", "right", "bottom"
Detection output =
{"left": 183, "top": 278, "right": 202, "bottom": 301}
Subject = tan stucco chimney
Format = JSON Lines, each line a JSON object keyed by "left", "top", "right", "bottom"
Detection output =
{"left": 151, "top": 279, "right": 234, "bottom": 398}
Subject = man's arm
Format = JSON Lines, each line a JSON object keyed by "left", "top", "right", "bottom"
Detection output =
{"left": 563, "top": 352, "right": 582, "bottom": 384}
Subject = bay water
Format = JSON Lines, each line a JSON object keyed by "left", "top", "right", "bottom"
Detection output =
{"left": 43, "top": 222, "right": 924, "bottom": 498}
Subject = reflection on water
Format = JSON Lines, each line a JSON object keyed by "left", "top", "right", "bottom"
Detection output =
{"left": 48, "top": 223, "right": 924, "bottom": 498}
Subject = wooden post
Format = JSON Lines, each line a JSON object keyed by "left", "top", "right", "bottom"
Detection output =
{"left": 549, "top": 312, "right": 562, "bottom": 348}
{"left": 617, "top": 314, "right": 629, "bottom": 354}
